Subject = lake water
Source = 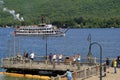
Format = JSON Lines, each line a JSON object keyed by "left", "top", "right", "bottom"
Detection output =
{"left": 0, "top": 28, "right": 120, "bottom": 79}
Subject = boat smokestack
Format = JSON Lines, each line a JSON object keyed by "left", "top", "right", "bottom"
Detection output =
{"left": 41, "top": 16, "right": 44, "bottom": 24}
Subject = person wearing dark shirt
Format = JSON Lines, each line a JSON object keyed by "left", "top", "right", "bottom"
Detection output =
{"left": 106, "top": 58, "right": 110, "bottom": 68}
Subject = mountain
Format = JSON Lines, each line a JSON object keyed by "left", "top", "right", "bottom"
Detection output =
{"left": 0, "top": 0, "right": 120, "bottom": 28}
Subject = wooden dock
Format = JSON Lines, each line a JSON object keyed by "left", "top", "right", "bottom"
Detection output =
{"left": 1, "top": 56, "right": 108, "bottom": 80}
{"left": 1, "top": 57, "right": 86, "bottom": 71}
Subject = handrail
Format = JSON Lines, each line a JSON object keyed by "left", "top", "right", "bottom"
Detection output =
{"left": 51, "top": 62, "right": 106, "bottom": 80}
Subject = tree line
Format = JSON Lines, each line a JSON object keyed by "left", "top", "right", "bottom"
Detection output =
{"left": 0, "top": 0, "right": 120, "bottom": 28}
{"left": 0, "top": 16, "right": 119, "bottom": 28}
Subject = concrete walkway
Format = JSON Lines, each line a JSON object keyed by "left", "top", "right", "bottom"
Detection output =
{"left": 85, "top": 67, "right": 120, "bottom": 80}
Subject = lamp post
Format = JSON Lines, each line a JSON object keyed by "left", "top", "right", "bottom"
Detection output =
{"left": 87, "top": 42, "right": 102, "bottom": 80}
{"left": 87, "top": 34, "right": 91, "bottom": 44}
{"left": 87, "top": 47, "right": 93, "bottom": 63}
{"left": 87, "top": 34, "right": 92, "bottom": 63}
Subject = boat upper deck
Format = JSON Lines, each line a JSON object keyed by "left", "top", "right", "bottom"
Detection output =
{"left": 14, "top": 24, "right": 66, "bottom": 36}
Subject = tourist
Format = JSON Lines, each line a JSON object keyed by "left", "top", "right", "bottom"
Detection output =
{"left": 52, "top": 53, "right": 57, "bottom": 62}
{"left": 66, "top": 69, "right": 72, "bottom": 80}
{"left": 58, "top": 53, "right": 63, "bottom": 63}
{"left": 106, "top": 58, "right": 110, "bottom": 73}
{"left": 113, "top": 59, "right": 117, "bottom": 73}
{"left": 23, "top": 51, "right": 29, "bottom": 63}
{"left": 72, "top": 53, "right": 77, "bottom": 66}
{"left": 77, "top": 54, "right": 81, "bottom": 69}
{"left": 106, "top": 58, "right": 110, "bottom": 69}
{"left": 30, "top": 52, "right": 35, "bottom": 61}
{"left": 16, "top": 53, "right": 22, "bottom": 63}
{"left": 26, "top": 52, "right": 29, "bottom": 59}
{"left": 25, "top": 52, "right": 29, "bottom": 62}
{"left": 49, "top": 53, "right": 53, "bottom": 63}
{"left": 117, "top": 56, "right": 120, "bottom": 68}
{"left": 23, "top": 51, "right": 26, "bottom": 59}
{"left": 77, "top": 54, "right": 81, "bottom": 62}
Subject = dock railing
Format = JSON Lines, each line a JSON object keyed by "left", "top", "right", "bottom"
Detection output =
{"left": 51, "top": 63, "right": 106, "bottom": 80}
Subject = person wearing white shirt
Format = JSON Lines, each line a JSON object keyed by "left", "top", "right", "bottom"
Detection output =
{"left": 30, "top": 52, "right": 34, "bottom": 61}
{"left": 52, "top": 53, "right": 57, "bottom": 61}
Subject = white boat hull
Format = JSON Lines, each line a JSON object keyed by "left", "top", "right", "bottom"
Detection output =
{"left": 15, "top": 32, "right": 65, "bottom": 37}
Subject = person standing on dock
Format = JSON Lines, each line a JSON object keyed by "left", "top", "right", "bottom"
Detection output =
{"left": 77, "top": 54, "right": 81, "bottom": 69}
{"left": 106, "top": 58, "right": 110, "bottom": 68}
{"left": 30, "top": 52, "right": 35, "bottom": 61}
{"left": 52, "top": 53, "right": 57, "bottom": 62}
{"left": 49, "top": 53, "right": 53, "bottom": 64}
{"left": 113, "top": 59, "right": 117, "bottom": 73}
{"left": 77, "top": 54, "right": 81, "bottom": 62}
{"left": 58, "top": 53, "right": 63, "bottom": 63}
{"left": 24, "top": 51, "right": 29, "bottom": 63}
{"left": 106, "top": 58, "right": 110, "bottom": 73}
{"left": 26, "top": 52, "right": 29, "bottom": 61}
{"left": 66, "top": 69, "right": 72, "bottom": 80}
{"left": 72, "top": 53, "right": 77, "bottom": 66}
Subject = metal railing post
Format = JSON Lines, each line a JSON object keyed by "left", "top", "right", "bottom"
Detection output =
{"left": 87, "top": 42, "right": 102, "bottom": 80}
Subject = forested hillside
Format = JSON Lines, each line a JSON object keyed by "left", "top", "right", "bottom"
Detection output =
{"left": 0, "top": 0, "right": 120, "bottom": 28}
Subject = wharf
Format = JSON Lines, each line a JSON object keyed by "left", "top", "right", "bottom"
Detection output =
{"left": 1, "top": 57, "right": 94, "bottom": 75}
{"left": 1, "top": 56, "right": 109, "bottom": 80}
{"left": 1, "top": 57, "right": 89, "bottom": 71}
